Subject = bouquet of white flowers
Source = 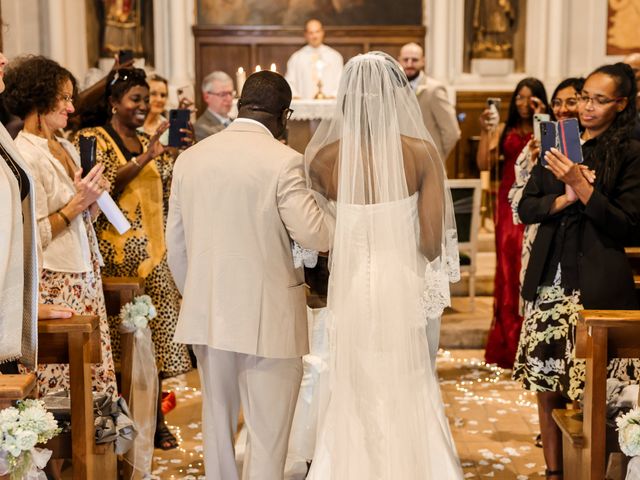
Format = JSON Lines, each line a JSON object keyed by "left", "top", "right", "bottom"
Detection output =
{"left": 120, "top": 294, "right": 157, "bottom": 331}
{"left": 617, "top": 406, "right": 640, "bottom": 457}
{"left": 0, "top": 399, "right": 60, "bottom": 479}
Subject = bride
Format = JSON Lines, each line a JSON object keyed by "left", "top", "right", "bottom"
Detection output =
{"left": 304, "top": 51, "right": 463, "bottom": 479}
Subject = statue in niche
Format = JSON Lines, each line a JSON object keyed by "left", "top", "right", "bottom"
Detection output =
{"left": 102, "top": 0, "right": 144, "bottom": 56}
{"left": 471, "top": 0, "right": 516, "bottom": 59}
{"left": 607, "top": 0, "right": 640, "bottom": 52}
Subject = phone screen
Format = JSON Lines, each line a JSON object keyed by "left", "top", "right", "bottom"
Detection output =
{"left": 79, "top": 136, "right": 97, "bottom": 178}
{"left": 558, "top": 118, "right": 583, "bottom": 164}
{"left": 119, "top": 49, "right": 134, "bottom": 64}
{"left": 168, "top": 109, "right": 190, "bottom": 148}
{"left": 539, "top": 121, "right": 557, "bottom": 166}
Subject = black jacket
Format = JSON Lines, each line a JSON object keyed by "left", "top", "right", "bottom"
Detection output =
{"left": 518, "top": 138, "right": 640, "bottom": 309}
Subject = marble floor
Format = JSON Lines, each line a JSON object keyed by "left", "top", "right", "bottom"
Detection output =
{"left": 151, "top": 348, "right": 546, "bottom": 479}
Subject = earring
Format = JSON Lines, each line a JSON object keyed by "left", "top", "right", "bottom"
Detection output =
{"left": 112, "top": 107, "right": 117, "bottom": 115}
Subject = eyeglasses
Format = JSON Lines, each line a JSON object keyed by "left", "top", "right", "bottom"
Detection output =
{"left": 284, "top": 108, "right": 294, "bottom": 120}
{"left": 551, "top": 97, "right": 579, "bottom": 109}
{"left": 207, "top": 90, "right": 236, "bottom": 98}
{"left": 57, "top": 94, "right": 74, "bottom": 105}
{"left": 515, "top": 94, "right": 532, "bottom": 103}
{"left": 577, "top": 95, "right": 622, "bottom": 107}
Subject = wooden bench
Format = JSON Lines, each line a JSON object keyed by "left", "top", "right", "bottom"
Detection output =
{"left": 0, "top": 373, "right": 37, "bottom": 409}
{"left": 39, "top": 314, "right": 117, "bottom": 480}
{"left": 553, "top": 310, "right": 640, "bottom": 480}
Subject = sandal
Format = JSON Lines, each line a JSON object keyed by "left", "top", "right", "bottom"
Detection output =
{"left": 545, "top": 468, "right": 563, "bottom": 479}
{"left": 154, "top": 423, "right": 179, "bottom": 450}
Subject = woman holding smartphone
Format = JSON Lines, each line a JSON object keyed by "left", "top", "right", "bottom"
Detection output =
{"left": 516, "top": 63, "right": 640, "bottom": 480}
{"left": 476, "top": 78, "right": 549, "bottom": 369}
{"left": 76, "top": 67, "right": 193, "bottom": 450}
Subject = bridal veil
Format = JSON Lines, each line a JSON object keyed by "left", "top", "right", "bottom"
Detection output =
{"left": 304, "top": 52, "right": 462, "bottom": 479}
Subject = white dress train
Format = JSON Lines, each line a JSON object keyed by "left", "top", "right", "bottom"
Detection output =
{"left": 306, "top": 195, "right": 463, "bottom": 480}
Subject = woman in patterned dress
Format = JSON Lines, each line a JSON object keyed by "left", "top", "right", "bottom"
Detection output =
{"left": 514, "top": 63, "right": 640, "bottom": 480}
{"left": 476, "top": 78, "right": 549, "bottom": 369}
{"left": 3, "top": 56, "right": 118, "bottom": 405}
{"left": 508, "top": 77, "right": 585, "bottom": 315}
{"left": 76, "top": 68, "right": 192, "bottom": 450}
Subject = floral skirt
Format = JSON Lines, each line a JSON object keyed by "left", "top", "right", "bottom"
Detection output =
{"left": 24, "top": 267, "right": 118, "bottom": 398}
{"left": 513, "top": 284, "right": 640, "bottom": 400}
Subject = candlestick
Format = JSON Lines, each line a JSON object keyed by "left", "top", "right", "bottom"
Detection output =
{"left": 270, "top": 63, "right": 277, "bottom": 72}
{"left": 236, "top": 67, "right": 246, "bottom": 97}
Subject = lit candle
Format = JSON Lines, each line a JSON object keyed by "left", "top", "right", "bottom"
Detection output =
{"left": 255, "top": 65, "right": 261, "bottom": 72}
{"left": 270, "top": 63, "right": 277, "bottom": 72}
{"left": 236, "top": 67, "right": 246, "bottom": 97}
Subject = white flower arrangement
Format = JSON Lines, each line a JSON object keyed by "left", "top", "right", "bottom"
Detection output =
{"left": 120, "top": 294, "right": 157, "bottom": 331}
{"left": 0, "top": 399, "right": 60, "bottom": 479}
{"left": 617, "top": 406, "right": 640, "bottom": 457}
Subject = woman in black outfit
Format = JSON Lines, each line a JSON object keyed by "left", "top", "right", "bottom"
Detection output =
{"left": 516, "top": 62, "right": 640, "bottom": 480}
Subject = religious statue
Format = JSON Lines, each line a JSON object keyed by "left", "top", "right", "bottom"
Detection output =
{"left": 607, "top": 0, "right": 640, "bottom": 52}
{"left": 471, "top": 0, "right": 516, "bottom": 59}
{"left": 102, "top": 0, "right": 144, "bottom": 56}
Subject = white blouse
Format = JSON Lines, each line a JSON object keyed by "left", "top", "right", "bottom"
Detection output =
{"left": 14, "top": 131, "right": 93, "bottom": 273}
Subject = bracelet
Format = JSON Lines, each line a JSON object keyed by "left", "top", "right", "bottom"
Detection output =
{"left": 57, "top": 209, "right": 71, "bottom": 227}
{"left": 131, "top": 156, "right": 141, "bottom": 168}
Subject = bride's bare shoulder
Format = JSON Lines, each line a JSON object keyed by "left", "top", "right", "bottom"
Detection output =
{"left": 400, "top": 135, "right": 438, "bottom": 160}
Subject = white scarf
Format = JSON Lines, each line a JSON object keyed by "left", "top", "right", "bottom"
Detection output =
{"left": 0, "top": 124, "right": 38, "bottom": 368}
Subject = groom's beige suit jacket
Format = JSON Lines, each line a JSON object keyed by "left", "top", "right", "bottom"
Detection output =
{"left": 167, "top": 120, "right": 331, "bottom": 359}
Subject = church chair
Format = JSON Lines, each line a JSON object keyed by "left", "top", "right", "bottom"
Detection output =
{"left": 553, "top": 309, "right": 640, "bottom": 480}
{"left": 39, "top": 314, "right": 117, "bottom": 480}
{"left": 446, "top": 179, "right": 482, "bottom": 310}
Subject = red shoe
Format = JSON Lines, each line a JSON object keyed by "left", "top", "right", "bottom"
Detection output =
{"left": 161, "top": 391, "right": 176, "bottom": 415}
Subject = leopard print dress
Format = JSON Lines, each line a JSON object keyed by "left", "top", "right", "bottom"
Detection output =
{"left": 75, "top": 126, "right": 192, "bottom": 378}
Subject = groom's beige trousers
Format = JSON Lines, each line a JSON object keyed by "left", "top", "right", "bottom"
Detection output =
{"left": 193, "top": 345, "right": 303, "bottom": 480}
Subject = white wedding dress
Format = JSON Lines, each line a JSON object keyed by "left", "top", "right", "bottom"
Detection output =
{"left": 304, "top": 52, "right": 463, "bottom": 480}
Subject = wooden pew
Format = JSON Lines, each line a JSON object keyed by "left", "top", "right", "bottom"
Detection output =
{"left": 0, "top": 373, "right": 36, "bottom": 409}
{"left": 101, "top": 277, "right": 145, "bottom": 413}
{"left": 101, "top": 277, "right": 145, "bottom": 480}
{"left": 553, "top": 310, "right": 640, "bottom": 480}
{"left": 39, "top": 314, "right": 117, "bottom": 480}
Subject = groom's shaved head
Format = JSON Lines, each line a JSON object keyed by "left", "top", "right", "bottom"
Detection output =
{"left": 239, "top": 71, "right": 292, "bottom": 116}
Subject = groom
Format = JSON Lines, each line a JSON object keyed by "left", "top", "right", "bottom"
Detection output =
{"left": 166, "top": 71, "right": 331, "bottom": 479}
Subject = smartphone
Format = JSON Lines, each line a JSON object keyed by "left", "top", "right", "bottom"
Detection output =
{"left": 168, "top": 109, "right": 190, "bottom": 148}
{"left": 533, "top": 113, "right": 551, "bottom": 142}
{"left": 78, "top": 135, "right": 97, "bottom": 178}
{"left": 118, "top": 49, "right": 134, "bottom": 64}
{"left": 539, "top": 121, "right": 557, "bottom": 166}
{"left": 486, "top": 97, "right": 502, "bottom": 109}
{"left": 558, "top": 118, "right": 584, "bottom": 164}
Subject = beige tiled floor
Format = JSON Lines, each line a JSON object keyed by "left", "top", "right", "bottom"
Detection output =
{"left": 152, "top": 348, "right": 546, "bottom": 479}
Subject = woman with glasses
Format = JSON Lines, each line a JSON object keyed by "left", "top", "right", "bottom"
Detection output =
{"left": 476, "top": 77, "right": 549, "bottom": 369}
{"left": 516, "top": 63, "right": 640, "bottom": 480}
{"left": 3, "top": 56, "right": 117, "bottom": 400}
{"left": 76, "top": 67, "right": 193, "bottom": 450}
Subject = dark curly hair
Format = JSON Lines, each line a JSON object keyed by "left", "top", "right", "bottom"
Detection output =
{"left": 3, "top": 55, "right": 77, "bottom": 120}
{"left": 583, "top": 63, "right": 638, "bottom": 195}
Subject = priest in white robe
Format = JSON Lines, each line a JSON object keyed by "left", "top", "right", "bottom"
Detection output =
{"left": 285, "top": 19, "right": 343, "bottom": 99}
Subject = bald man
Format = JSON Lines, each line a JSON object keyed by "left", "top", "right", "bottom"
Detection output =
{"left": 398, "top": 43, "right": 461, "bottom": 159}
{"left": 285, "top": 19, "right": 343, "bottom": 99}
{"left": 624, "top": 52, "right": 640, "bottom": 140}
